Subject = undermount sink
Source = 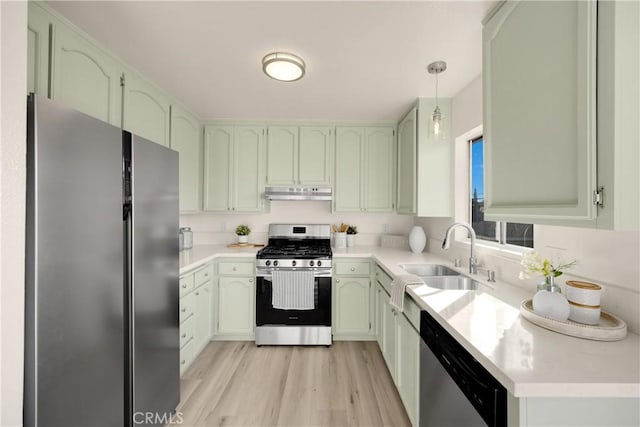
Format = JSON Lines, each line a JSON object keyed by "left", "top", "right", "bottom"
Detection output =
{"left": 420, "top": 276, "right": 480, "bottom": 291}
{"left": 400, "top": 264, "right": 461, "bottom": 277}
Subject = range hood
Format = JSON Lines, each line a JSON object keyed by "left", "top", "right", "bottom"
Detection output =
{"left": 264, "top": 186, "right": 332, "bottom": 201}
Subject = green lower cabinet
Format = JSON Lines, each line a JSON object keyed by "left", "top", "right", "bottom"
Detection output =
{"left": 193, "top": 282, "right": 212, "bottom": 354}
{"left": 376, "top": 267, "right": 419, "bottom": 426}
{"left": 333, "top": 276, "right": 371, "bottom": 338}
{"left": 396, "top": 311, "right": 420, "bottom": 426}
{"left": 217, "top": 276, "right": 255, "bottom": 339}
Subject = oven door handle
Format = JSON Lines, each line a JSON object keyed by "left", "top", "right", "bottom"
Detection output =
{"left": 255, "top": 269, "right": 332, "bottom": 278}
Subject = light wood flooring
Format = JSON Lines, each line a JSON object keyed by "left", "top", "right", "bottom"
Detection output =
{"left": 177, "top": 341, "right": 411, "bottom": 427}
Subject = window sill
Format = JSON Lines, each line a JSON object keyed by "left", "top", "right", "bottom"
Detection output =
{"left": 456, "top": 239, "right": 528, "bottom": 261}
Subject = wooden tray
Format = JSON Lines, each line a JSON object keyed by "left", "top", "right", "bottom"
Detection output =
{"left": 226, "top": 243, "right": 265, "bottom": 248}
{"left": 520, "top": 299, "right": 627, "bottom": 341}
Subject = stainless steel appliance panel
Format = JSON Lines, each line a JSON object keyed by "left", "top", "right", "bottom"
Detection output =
{"left": 131, "top": 134, "right": 180, "bottom": 422}
{"left": 25, "top": 95, "right": 125, "bottom": 426}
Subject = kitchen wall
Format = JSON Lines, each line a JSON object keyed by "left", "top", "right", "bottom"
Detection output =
{"left": 416, "top": 75, "right": 640, "bottom": 334}
{"left": 0, "top": 2, "right": 27, "bottom": 425}
{"left": 181, "top": 202, "right": 414, "bottom": 246}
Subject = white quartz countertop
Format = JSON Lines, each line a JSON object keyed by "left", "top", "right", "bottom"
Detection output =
{"left": 182, "top": 244, "right": 640, "bottom": 398}
{"left": 179, "top": 244, "right": 260, "bottom": 272}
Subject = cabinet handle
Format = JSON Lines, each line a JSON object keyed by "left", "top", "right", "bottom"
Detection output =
{"left": 181, "top": 333, "right": 187, "bottom": 338}
{"left": 196, "top": 292, "right": 199, "bottom": 296}
{"left": 204, "top": 273, "right": 209, "bottom": 277}
{"left": 181, "top": 360, "right": 186, "bottom": 365}
{"left": 232, "top": 267, "right": 237, "bottom": 271}
{"left": 181, "top": 308, "right": 186, "bottom": 312}
{"left": 182, "top": 284, "right": 187, "bottom": 288}
{"left": 350, "top": 267, "right": 356, "bottom": 271}
{"left": 249, "top": 279, "right": 253, "bottom": 283}
{"left": 336, "top": 279, "right": 340, "bottom": 283}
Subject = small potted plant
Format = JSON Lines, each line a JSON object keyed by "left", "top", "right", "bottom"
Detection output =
{"left": 235, "top": 225, "right": 251, "bottom": 244}
{"left": 346, "top": 225, "right": 358, "bottom": 247}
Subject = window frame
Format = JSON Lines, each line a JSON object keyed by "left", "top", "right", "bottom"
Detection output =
{"left": 468, "top": 135, "right": 533, "bottom": 251}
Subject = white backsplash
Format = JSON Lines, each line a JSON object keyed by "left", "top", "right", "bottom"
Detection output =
{"left": 415, "top": 217, "right": 640, "bottom": 334}
{"left": 180, "top": 201, "right": 415, "bottom": 247}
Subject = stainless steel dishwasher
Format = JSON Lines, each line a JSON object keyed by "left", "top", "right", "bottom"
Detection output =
{"left": 419, "top": 310, "right": 507, "bottom": 427}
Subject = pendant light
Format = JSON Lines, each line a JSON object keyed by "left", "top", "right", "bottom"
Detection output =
{"left": 427, "top": 61, "right": 447, "bottom": 140}
{"left": 262, "top": 52, "right": 306, "bottom": 82}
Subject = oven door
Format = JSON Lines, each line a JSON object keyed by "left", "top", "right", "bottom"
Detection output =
{"left": 256, "top": 272, "right": 331, "bottom": 326}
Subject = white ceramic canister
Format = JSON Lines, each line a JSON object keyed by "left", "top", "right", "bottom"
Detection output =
{"left": 408, "top": 226, "right": 426, "bottom": 253}
{"left": 346, "top": 234, "right": 356, "bottom": 247}
{"left": 333, "top": 232, "right": 347, "bottom": 248}
{"left": 181, "top": 227, "right": 193, "bottom": 249}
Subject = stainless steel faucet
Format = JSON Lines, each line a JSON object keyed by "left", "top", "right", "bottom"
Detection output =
{"left": 442, "top": 222, "right": 478, "bottom": 274}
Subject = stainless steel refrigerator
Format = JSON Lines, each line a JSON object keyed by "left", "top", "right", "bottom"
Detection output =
{"left": 24, "top": 95, "right": 180, "bottom": 426}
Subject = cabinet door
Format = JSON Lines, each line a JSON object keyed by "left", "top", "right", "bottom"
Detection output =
{"left": 170, "top": 105, "right": 200, "bottom": 212}
{"left": 365, "top": 127, "right": 395, "bottom": 212}
{"left": 382, "top": 300, "right": 397, "bottom": 379}
{"left": 217, "top": 277, "right": 254, "bottom": 336}
{"left": 483, "top": 0, "right": 597, "bottom": 225}
{"left": 51, "top": 24, "right": 122, "bottom": 126}
{"left": 193, "top": 282, "right": 212, "bottom": 354}
{"left": 375, "top": 283, "right": 386, "bottom": 351}
{"left": 233, "top": 126, "right": 264, "bottom": 212}
{"left": 397, "top": 109, "right": 417, "bottom": 214}
{"left": 334, "top": 127, "right": 364, "bottom": 212}
{"left": 123, "top": 72, "right": 171, "bottom": 146}
{"left": 27, "top": 3, "right": 50, "bottom": 96}
{"left": 334, "top": 277, "right": 370, "bottom": 336}
{"left": 299, "top": 126, "right": 333, "bottom": 186}
{"left": 266, "top": 126, "right": 297, "bottom": 186}
{"left": 203, "top": 125, "right": 232, "bottom": 212}
{"left": 396, "top": 313, "right": 420, "bottom": 426}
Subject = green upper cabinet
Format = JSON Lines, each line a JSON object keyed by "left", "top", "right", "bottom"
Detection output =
{"left": 335, "top": 127, "right": 364, "bottom": 211}
{"left": 27, "top": 3, "right": 50, "bottom": 96}
{"left": 335, "top": 126, "right": 395, "bottom": 212}
{"left": 203, "top": 124, "right": 265, "bottom": 213}
{"left": 122, "top": 72, "right": 171, "bottom": 146}
{"left": 483, "top": 0, "right": 598, "bottom": 225}
{"left": 203, "top": 125, "right": 233, "bottom": 212}
{"left": 298, "top": 126, "right": 333, "bottom": 186}
{"left": 233, "top": 126, "right": 264, "bottom": 212}
{"left": 266, "top": 126, "right": 298, "bottom": 186}
{"left": 50, "top": 23, "right": 122, "bottom": 126}
{"left": 265, "top": 125, "right": 334, "bottom": 187}
{"left": 170, "top": 105, "right": 201, "bottom": 213}
{"left": 397, "top": 108, "right": 417, "bottom": 214}
{"left": 365, "top": 127, "right": 395, "bottom": 212}
{"left": 415, "top": 98, "right": 452, "bottom": 218}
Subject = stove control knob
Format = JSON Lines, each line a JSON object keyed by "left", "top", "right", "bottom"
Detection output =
{"left": 317, "top": 260, "right": 322, "bottom": 267}
{"left": 273, "top": 260, "right": 279, "bottom": 267}
{"left": 309, "top": 260, "right": 315, "bottom": 267}
{"left": 292, "top": 260, "right": 297, "bottom": 267}
{"left": 265, "top": 260, "right": 271, "bottom": 266}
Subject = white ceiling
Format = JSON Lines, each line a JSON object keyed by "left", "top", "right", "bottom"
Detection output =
{"left": 47, "top": 1, "right": 495, "bottom": 122}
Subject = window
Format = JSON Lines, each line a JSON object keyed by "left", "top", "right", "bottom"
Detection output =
{"left": 470, "top": 136, "right": 534, "bottom": 248}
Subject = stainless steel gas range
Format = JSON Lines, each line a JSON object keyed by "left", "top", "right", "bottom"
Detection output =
{"left": 255, "top": 224, "right": 332, "bottom": 346}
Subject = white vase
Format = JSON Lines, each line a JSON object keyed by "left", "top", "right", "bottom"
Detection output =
{"left": 238, "top": 235, "right": 249, "bottom": 244}
{"left": 408, "top": 226, "right": 426, "bottom": 253}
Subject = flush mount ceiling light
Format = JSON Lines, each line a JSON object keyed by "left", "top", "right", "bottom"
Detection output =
{"left": 262, "top": 52, "right": 306, "bottom": 82}
{"left": 428, "top": 60, "right": 447, "bottom": 141}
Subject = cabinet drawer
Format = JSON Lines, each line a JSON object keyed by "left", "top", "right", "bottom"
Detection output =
{"left": 335, "top": 261, "right": 370, "bottom": 276}
{"left": 195, "top": 264, "right": 214, "bottom": 287}
{"left": 179, "top": 292, "right": 194, "bottom": 324}
{"left": 218, "top": 261, "right": 254, "bottom": 276}
{"left": 179, "top": 339, "right": 194, "bottom": 376}
{"left": 179, "top": 274, "right": 194, "bottom": 297}
{"left": 180, "top": 315, "right": 194, "bottom": 349}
